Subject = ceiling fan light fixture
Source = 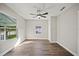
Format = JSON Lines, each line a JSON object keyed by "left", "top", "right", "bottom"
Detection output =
{"left": 30, "top": 4, "right": 49, "bottom": 19}
{"left": 60, "top": 6, "right": 66, "bottom": 11}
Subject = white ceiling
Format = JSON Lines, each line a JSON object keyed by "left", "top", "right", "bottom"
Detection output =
{"left": 5, "top": 3, "right": 75, "bottom": 20}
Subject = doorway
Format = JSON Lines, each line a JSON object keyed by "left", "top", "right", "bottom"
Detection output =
{"left": 0, "top": 12, "right": 17, "bottom": 55}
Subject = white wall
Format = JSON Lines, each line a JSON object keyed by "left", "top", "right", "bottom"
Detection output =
{"left": 51, "top": 16, "right": 57, "bottom": 42}
{"left": 0, "top": 4, "right": 26, "bottom": 55}
{"left": 25, "top": 20, "right": 48, "bottom": 39}
{"left": 57, "top": 4, "right": 79, "bottom": 55}
{"left": 78, "top": 11, "right": 79, "bottom": 56}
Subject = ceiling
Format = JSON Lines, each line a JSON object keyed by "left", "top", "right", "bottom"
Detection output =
{"left": 0, "top": 12, "right": 16, "bottom": 26}
{"left": 5, "top": 3, "right": 75, "bottom": 20}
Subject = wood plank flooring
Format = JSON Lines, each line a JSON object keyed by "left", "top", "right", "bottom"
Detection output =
{"left": 4, "top": 40, "right": 73, "bottom": 56}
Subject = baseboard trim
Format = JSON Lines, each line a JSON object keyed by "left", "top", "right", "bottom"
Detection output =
{"left": 25, "top": 38, "right": 48, "bottom": 40}
{"left": 25, "top": 39, "right": 48, "bottom": 41}
{"left": 49, "top": 41, "right": 57, "bottom": 43}
{"left": 1, "top": 39, "right": 26, "bottom": 56}
{"left": 0, "top": 47, "right": 14, "bottom": 56}
{"left": 56, "top": 41, "right": 77, "bottom": 56}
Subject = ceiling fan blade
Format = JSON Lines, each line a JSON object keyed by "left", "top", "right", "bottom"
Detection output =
{"left": 30, "top": 13, "right": 36, "bottom": 15}
{"left": 40, "top": 15, "right": 46, "bottom": 18}
{"left": 42, "top": 12, "right": 48, "bottom": 15}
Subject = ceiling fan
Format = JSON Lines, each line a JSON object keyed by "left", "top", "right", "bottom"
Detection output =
{"left": 30, "top": 8, "right": 48, "bottom": 19}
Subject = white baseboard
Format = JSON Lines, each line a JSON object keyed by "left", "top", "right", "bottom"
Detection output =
{"left": 56, "top": 41, "right": 77, "bottom": 56}
{"left": 0, "top": 47, "right": 14, "bottom": 56}
{"left": 0, "top": 39, "right": 26, "bottom": 56}
{"left": 25, "top": 38, "right": 48, "bottom": 40}
{"left": 49, "top": 41, "right": 57, "bottom": 43}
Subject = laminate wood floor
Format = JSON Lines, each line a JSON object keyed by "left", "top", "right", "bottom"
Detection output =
{"left": 4, "top": 40, "right": 73, "bottom": 56}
